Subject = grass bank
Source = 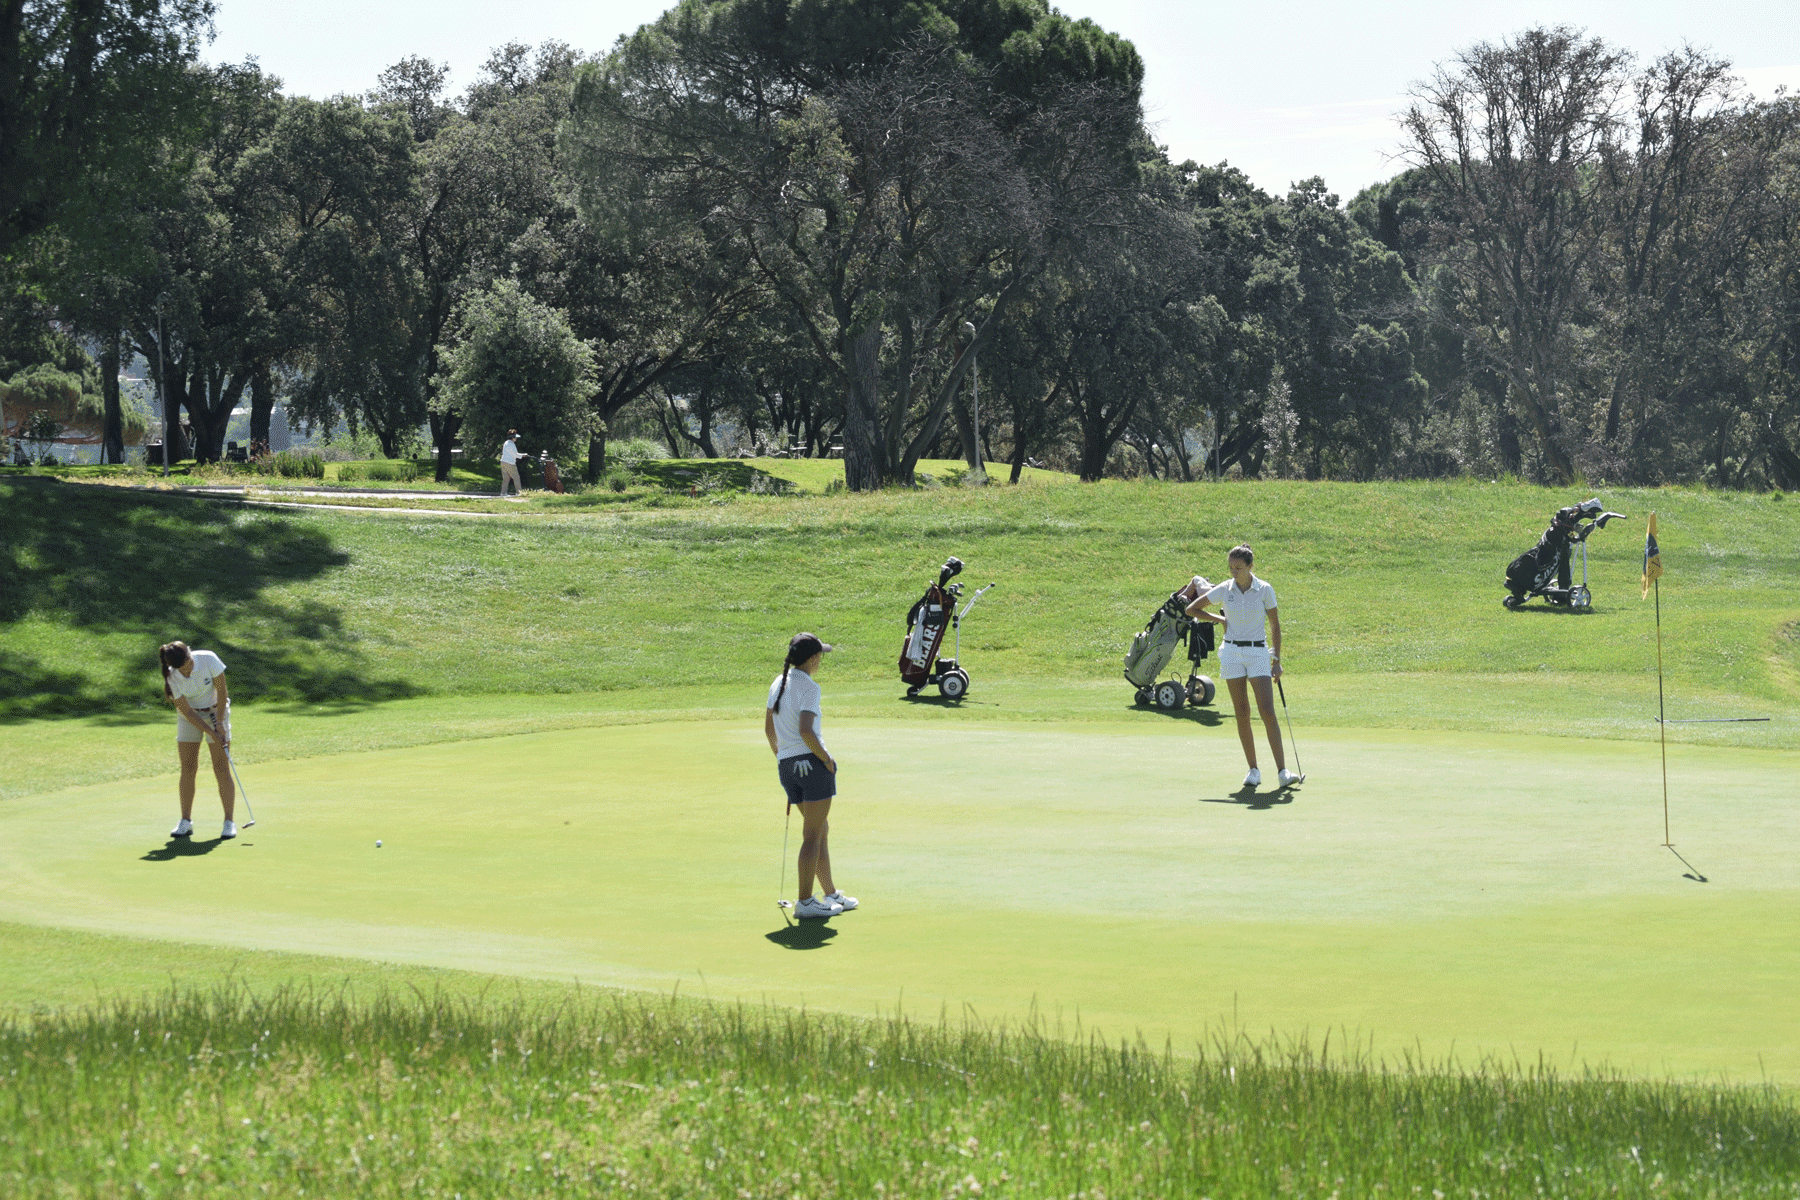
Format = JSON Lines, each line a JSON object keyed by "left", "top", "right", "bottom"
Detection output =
{"left": 4, "top": 474, "right": 1796, "bottom": 724}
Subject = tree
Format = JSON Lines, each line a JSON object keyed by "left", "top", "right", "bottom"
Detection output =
{"left": 432, "top": 279, "right": 596, "bottom": 462}
{"left": 565, "top": 0, "right": 1146, "bottom": 490}
{"left": 0, "top": 0, "right": 214, "bottom": 255}
{"left": 1401, "top": 26, "right": 1630, "bottom": 485}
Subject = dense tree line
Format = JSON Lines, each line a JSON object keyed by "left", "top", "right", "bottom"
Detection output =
{"left": 3, "top": 2, "right": 1796, "bottom": 488}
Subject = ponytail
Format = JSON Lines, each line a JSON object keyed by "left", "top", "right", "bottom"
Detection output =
{"left": 772, "top": 662, "right": 793, "bottom": 713}
{"left": 159, "top": 641, "right": 190, "bottom": 701}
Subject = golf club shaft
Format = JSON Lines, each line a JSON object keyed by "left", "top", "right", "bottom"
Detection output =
{"left": 202, "top": 711, "right": 255, "bottom": 826}
{"left": 777, "top": 803, "right": 794, "bottom": 925}
{"left": 1275, "top": 676, "right": 1303, "bottom": 776}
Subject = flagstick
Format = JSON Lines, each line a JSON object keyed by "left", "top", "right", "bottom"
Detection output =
{"left": 1655, "top": 573, "right": 1670, "bottom": 847}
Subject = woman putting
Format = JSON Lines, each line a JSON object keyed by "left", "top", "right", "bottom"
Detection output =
{"left": 1187, "top": 545, "right": 1300, "bottom": 791}
{"left": 159, "top": 641, "right": 237, "bottom": 839}
{"left": 765, "top": 632, "right": 857, "bottom": 919}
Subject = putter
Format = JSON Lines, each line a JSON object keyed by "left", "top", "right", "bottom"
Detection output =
{"left": 1274, "top": 676, "right": 1305, "bottom": 784}
{"left": 203, "top": 713, "right": 256, "bottom": 828}
{"left": 775, "top": 803, "right": 794, "bottom": 926}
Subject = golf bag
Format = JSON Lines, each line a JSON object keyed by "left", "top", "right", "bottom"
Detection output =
{"left": 538, "top": 451, "right": 565, "bottom": 494}
{"left": 1123, "top": 577, "right": 1217, "bottom": 710}
{"left": 898, "top": 556, "right": 996, "bottom": 699}
{"left": 1503, "top": 498, "right": 1626, "bottom": 610}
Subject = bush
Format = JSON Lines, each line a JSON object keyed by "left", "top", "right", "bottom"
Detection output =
{"left": 261, "top": 450, "right": 324, "bottom": 479}
{"left": 337, "top": 463, "right": 366, "bottom": 482}
{"left": 609, "top": 437, "right": 667, "bottom": 468}
{"left": 366, "top": 459, "right": 419, "bottom": 483}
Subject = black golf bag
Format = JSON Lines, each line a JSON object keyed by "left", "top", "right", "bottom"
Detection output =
{"left": 898, "top": 557, "right": 996, "bottom": 699}
{"left": 1503, "top": 498, "right": 1626, "bottom": 610}
{"left": 1123, "top": 577, "right": 1217, "bottom": 709}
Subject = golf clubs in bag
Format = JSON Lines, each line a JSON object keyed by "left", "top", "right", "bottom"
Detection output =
{"left": 898, "top": 556, "right": 997, "bottom": 699}
{"left": 1503, "top": 498, "right": 1627, "bottom": 610}
{"left": 1123, "top": 576, "right": 1217, "bottom": 710}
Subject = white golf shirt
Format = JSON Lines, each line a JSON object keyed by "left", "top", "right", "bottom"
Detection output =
{"left": 1204, "top": 575, "right": 1278, "bottom": 642}
{"left": 166, "top": 650, "right": 227, "bottom": 708}
{"left": 501, "top": 438, "right": 522, "bottom": 465}
{"left": 767, "top": 667, "right": 823, "bottom": 759}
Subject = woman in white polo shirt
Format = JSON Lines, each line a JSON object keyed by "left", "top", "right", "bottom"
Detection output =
{"left": 1186, "top": 545, "right": 1299, "bottom": 790}
{"left": 764, "top": 632, "right": 857, "bottom": 919}
{"left": 159, "top": 640, "right": 238, "bottom": 839}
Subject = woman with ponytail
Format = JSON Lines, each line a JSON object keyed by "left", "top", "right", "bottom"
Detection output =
{"left": 1186, "top": 544, "right": 1299, "bottom": 791}
{"left": 764, "top": 632, "right": 856, "bottom": 919}
{"left": 158, "top": 640, "right": 238, "bottom": 840}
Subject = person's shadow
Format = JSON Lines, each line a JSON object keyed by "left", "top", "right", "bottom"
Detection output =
{"left": 765, "top": 922, "right": 839, "bottom": 949}
{"left": 140, "top": 836, "right": 230, "bottom": 861}
{"left": 1197, "top": 784, "right": 1297, "bottom": 812}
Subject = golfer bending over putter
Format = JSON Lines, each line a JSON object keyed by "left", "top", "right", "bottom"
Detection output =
{"left": 765, "top": 632, "right": 857, "bottom": 919}
{"left": 159, "top": 640, "right": 238, "bottom": 839}
{"left": 1186, "top": 545, "right": 1300, "bottom": 790}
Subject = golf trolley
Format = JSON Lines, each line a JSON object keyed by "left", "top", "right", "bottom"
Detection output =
{"left": 1503, "top": 498, "right": 1627, "bottom": 611}
{"left": 898, "top": 556, "right": 996, "bottom": 700}
{"left": 1123, "top": 576, "right": 1217, "bottom": 710}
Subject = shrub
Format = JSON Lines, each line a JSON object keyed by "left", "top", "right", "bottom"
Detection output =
{"left": 366, "top": 459, "right": 419, "bottom": 483}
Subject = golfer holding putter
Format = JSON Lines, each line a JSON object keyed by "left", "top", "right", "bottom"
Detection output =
{"left": 765, "top": 632, "right": 857, "bottom": 918}
{"left": 159, "top": 640, "right": 238, "bottom": 839}
{"left": 1186, "top": 545, "right": 1300, "bottom": 790}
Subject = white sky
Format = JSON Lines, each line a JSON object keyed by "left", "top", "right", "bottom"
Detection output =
{"left": 206, "top": 0, "right": 1800, "bottom": 202}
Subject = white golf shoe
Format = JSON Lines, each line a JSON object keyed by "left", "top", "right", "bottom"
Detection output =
{"left": 220, "top": 819, "right": 238, "bottom": 840}
{"left": 823, "top": 890, "right": 859, "bottom": 911}
{"left": 794, "top": 896, "right": 843, "bottom": 919}
{"left": 1278, "top": 768, "right": 1302, "bottom": 788}
{"left": 170, "top": 817, "right": 193, "bottom": 839}
{"left": 1243, "top": 767, "right": 1261, "bottom": 788}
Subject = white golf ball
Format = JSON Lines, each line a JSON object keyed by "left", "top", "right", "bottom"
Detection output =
{"left": 375, "top": 840, "right": 383, "bottom": 848}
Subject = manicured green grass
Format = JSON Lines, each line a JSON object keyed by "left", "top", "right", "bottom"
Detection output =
{"left": 5, "top": 975, "right": 1797, "bottom": 1199}
{"left": 4, "top": 719, "right": 1795, "bottom": 1087}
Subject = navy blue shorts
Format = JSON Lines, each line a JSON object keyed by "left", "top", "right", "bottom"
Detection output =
{"left": 779, "top": 754, "right": 837, "bottom": 806}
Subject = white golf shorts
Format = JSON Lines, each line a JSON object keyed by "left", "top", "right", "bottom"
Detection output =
{"left": 1217, "top": 642, "right": 1271, "bottom": 681}
{"left": 176, "top": 703, "right": 228, "bottom": 744}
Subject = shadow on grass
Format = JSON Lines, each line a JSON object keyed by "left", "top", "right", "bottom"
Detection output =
{"left": 765, "top": 923, "right": 839, "bottom": 950}
{"left": 0, "top": 478, "right": 421, "bottom": 719}
{"left": 140, "top": 836, "right": 230, "bottom": 861}
{"left": 1125, "top": 703, "right": 1225, "bottom": 727}
{"left": 1198, "top": 785, "right": 1296, "bottom": 811}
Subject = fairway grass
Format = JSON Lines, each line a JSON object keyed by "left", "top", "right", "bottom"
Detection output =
{"left": 4, "top": 719, "right": 1793, "bottom": 1091}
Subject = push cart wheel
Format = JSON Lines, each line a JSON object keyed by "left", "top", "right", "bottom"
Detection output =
{"left": 1154, "top": 680, "right": 1185, "bottom": 710}
{"left": 1188, "top": 675, "right": 1216, "bottom": 706}
{"left": 1502, "top": 595, "right": 1522, "bottom": 610}
{"left": 939, "top": 670, "right": 969, "bottom": 700}
{"left": 1571, "top": 586, "right": 1592, "bottom": 611}
{"left": 1133, "top": 687, "right": 1151, "bottom": 706}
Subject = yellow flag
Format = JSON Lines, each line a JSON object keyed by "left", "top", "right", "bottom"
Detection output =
{"left": 1641, "top": 512, "right": 1663, "bottom": 599}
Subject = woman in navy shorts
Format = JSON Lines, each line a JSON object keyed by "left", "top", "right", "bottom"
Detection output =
{"left": 765, "top": 632, "right": 858, "bottom": 918}
{"left": 1186, "top": 545, "right": 1299, "bottom": 791}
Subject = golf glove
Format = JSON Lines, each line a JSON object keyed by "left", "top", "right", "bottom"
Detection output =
{"left": 794, "top": 759, "right": 812, "bottom": 777}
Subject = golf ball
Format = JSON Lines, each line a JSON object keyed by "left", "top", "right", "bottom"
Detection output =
{"left": 375, "top": 840, "right": 383, "bottom": 848}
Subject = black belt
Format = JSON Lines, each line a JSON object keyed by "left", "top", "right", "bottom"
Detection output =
{"left": 1227, "top": 640, "right": 1266, "bottom": 647}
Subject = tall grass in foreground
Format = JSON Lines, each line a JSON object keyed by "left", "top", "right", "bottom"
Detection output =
{"left": 2, "top": 986, "right": 1794, "bottom": 1198}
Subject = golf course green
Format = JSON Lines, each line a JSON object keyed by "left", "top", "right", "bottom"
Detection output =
{"left": 3, "top": 709, "right": 1792, "bottom": 1085}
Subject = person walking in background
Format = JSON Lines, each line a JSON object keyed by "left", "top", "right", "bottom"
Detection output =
{"left": 765, "top": 632, "right": 857, "bottom": 919}
{"left": 500, "top": 429, "right": 525, "bottom": 496}
{"left": 1186, "top": 545, "right": 1299, "bottom": 791}
{"left": 159, "top": 640, "right": 238, "bottom": 839}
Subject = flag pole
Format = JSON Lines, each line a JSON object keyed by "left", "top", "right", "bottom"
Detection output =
{"left": 1655, "top": 572, "right": 1669, "bottom": 846}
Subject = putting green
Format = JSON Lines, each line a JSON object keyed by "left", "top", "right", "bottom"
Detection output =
{"left": 1, "top": 719, "right": 1793, "bottom": 1084}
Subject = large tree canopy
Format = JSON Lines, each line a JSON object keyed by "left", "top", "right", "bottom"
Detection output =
{"left": 0, "top": 0, "right": 214, "bottom": 255}
{"left": 563, "top": 0, "right": 1146, "bottom": 489}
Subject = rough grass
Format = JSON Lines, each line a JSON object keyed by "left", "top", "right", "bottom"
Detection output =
{"left": 3, "top": 979, "right": 1796, "bottom": 1199}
